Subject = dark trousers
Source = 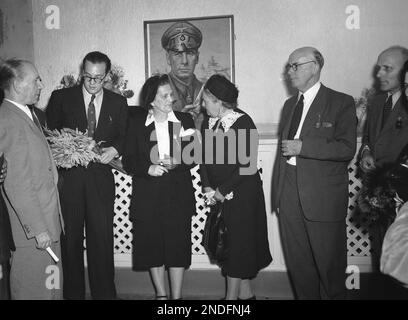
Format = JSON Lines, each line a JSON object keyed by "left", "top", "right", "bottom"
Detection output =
{"left": 0, "top": 261, "right": 10, "bottom": 300}
{"left": 279, "top": 165, "right": 347, "bottom": 299}
{"left": 60, "top": 166, "right": 116, "bottom": 300}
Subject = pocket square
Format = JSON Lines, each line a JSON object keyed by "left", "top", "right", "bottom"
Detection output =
{"left": 179, "top": 128, "right": 196, "bottom": 137}
{"left": 322, "top": 122, "right": 333, "bottom": 128}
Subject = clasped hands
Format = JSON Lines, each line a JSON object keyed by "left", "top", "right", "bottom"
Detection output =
{"left": 99, "top": 146, "right": 118, "bottom": 164}
{"left": 281, "top": 139, "right": 302, "bottom": 157}
{"left": 148, "top": 156, "right": 180, "bottom": 177}
{"left": 359, "top": 151, "right": 376, "bottom": 173}
{"left": 203, "top": 187, "right": 225, "bottom": 206}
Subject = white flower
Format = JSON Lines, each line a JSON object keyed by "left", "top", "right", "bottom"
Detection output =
{"left": 225, "top": 192, "right": 234, "bottom": 200}
{"left": 179, "top": 127, "right": 196, "bottom": 137}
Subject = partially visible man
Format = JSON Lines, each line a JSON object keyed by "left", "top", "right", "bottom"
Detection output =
{"left": 0, "top": 59, "right": 63, "bottom": 299}
{"left": 0, "top": 157, "right": 15, "bottom": 300}
{"left": 46, "top": 51, "right": 128, "bottom": 300}
{"left": 272, "top": 47, "right": 356, "bottom": 299}
{"left": 359, "top": 46, "right": 408, "bottom": 276}
{"left": 360, "top": 46, "right": 408, "bottom": 171}
{"left": 161, "top": 20, "right": 204, "bottom": 128}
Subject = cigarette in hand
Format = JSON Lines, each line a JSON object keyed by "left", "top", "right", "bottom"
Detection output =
{"left": 46, "top": 247, "right": 59, "bottom": 263}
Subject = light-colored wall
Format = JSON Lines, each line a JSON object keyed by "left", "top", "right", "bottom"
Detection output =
{"left": 0, "top": 0, "right": 34, "bottom": 61}
{"left": 31, "top": 0, "right": 408, "bottom": 132}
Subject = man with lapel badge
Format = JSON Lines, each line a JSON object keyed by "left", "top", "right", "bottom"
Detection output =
{"left": 0, "top": 59, "right": 63, "bottom": 299}
{"left": 360, "top": 46, "right": 408, "bottom": 172}
{"left": 46, "top": 51, "right": 128, "bottom": 300}
{"left": 359, "top": 46, "right": 408, "bottom": 284}
{"left": 272, "top": 47, "right": 357, "bottom": 299}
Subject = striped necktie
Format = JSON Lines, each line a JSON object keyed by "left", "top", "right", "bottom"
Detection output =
{"left": 87, "top": 94, "right": 96, "bottom": 138}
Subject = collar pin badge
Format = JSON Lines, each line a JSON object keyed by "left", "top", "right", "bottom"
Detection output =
{"left": 396, "top": 116, "right": 403, "bottom": 129}
{"left": 315, "top": 114, "right": 322, "bottom": 128}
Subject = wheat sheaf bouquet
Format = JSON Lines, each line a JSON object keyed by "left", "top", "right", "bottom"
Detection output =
{"left": 44, "top": 127, "right": 126, "bottom": 173}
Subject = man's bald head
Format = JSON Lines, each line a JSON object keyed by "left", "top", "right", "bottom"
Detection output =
{"left": 286, "top": 47, "right": 324, "bottom": 93}
{"left": 377, "top": 46, "right": 408, "bottom": 93}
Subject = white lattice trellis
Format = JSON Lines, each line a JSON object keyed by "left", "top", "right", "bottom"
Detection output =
{"left": 346, "top": 156, "right": 372, "bottom": 257}
{"left": 112, "top": 165, "right": 210, "bottom": 255}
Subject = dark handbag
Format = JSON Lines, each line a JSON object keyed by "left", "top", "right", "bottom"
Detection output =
{"left": 202, "top": 202, "right": 228, "bottom": 263}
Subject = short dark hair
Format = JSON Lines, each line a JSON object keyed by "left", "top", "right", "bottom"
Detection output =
{"left": 0, "top": 58, "right": 26, "bottom": 91}
{"left": 82, "top": 51, "right": 111, "bottom": 74}
{"left": 140, "top": 74, "right": 170, "bottom": 110}
{"left": 313, "top": 49, "right": 324, "bottom": 69}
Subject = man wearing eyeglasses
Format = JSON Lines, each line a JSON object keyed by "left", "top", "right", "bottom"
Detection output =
{"left": 272, "top": 47, "right": 356, "bottom": 299}
{"left": 161, "top": 21, "right": 204, "bottom": 128}
{"left": 46, "top": 51, "right": 128, "bottom": 300}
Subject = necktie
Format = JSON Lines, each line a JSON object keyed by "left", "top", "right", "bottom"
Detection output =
{"left": 381, "top": 95, "right": 393, "bottom": 130}
{"left": 87, "top": 94, "right": 96, "bottom": 138}
{"left": 288, "top": 95, "right": 304, "bottom": 140}
{"left": 29, "top": 107, "right": 43, "bottom": 133}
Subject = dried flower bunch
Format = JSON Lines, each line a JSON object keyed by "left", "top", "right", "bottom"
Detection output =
{"left": 44, "top": 128, "right": 100, "bottom": 169}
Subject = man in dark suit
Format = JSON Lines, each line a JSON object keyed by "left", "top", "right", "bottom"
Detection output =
{"left": 272, "top": 47, "right": 357, "bottom": 299}
{"left": 360, "top": 46, "right": 408, "bottom": 171}
{"left": 46, "top": 51, "right": 128, "bottom": 300}
{"left": 359, "top": 46, "right": 408, "bottom": 288}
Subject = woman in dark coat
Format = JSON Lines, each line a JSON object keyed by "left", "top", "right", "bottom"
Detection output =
{"left": 200, "top": 75, "right": 272, "bottom": 300}
{"left": 123, "top": 74, "right": 197, "bottom": 300}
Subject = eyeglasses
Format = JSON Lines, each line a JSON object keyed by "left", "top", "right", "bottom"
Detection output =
{"left": 83, "top": 75, "right": 106, "bottom": 84}
{"left": 286, "top": 61, "right": 316, "bottom": 72}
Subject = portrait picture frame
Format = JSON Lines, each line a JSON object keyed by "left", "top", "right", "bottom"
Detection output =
{"left": 143, "top": 15, "right": 235, "bottom": 83}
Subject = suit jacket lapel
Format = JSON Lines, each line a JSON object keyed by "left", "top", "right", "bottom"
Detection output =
{"left": 169, "top": 120, "right": 183, "bottom": 158}
{"left": 74, "top": 86, "right": 88, "bottom": 131}
{"left": 379, "top": 96, "right": 404, "bottom": 136}
{"left": 95, "top": 89, "right": 110, "bottom": 139}
{"left": 282, "top": 95, "right": 298, "bottom": 140}
{"left": 372, "top": 94, "right": 387, "bottom": 140}
{"left": 4, "top": 102, "right": 56, "bottom": 175}
{"left": 5, "top": 101, "right": 44, "bottom": 140}
{"left": 144, "top": 121, "right": 158, "bottom": 162}
{"left": 300, "top": 85, "right": 327, "bottom": 138}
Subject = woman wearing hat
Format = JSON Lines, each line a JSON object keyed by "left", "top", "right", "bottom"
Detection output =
{"left": 123, "top": 74, "right": 197, "bottom": 300}
{"left": 200, "top": 74, "right": 272, "bottom": 300}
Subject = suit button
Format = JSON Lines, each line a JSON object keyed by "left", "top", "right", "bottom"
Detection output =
{"left": 48, "top": 167, "right": 52, "bottom": 171}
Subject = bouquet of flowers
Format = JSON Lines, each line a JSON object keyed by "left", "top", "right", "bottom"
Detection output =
{"left": 358, "top": 164, "right": 398, "bottom": 226}
{"left": 44, "top": 127, "right": 126, "bottom": 174}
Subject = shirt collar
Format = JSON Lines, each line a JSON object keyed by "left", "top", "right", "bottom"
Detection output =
{"left": 145, "top": 110, "right": 180, "bottom": 126}
{"left": 82, "top": 85, "right": 104, "bottom": 102}
{"left": 4, "top": 98, "right": 29, "bottom": 110}
{"left": 388, "top": 90, "right": 401, "bottom": 106}
{"left": 299, "top": 82, "right": 321, "bottom": 103}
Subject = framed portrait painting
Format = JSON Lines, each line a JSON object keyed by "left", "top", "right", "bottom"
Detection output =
{"left": 144, "top": 15, "right": 235, "bottom": 83}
